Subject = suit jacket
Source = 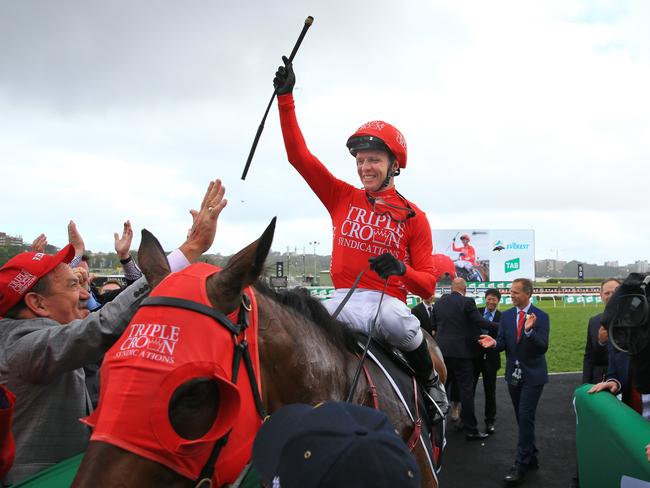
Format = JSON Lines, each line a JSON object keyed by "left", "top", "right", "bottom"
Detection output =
{"left": 495, "top": 304, "right": 550, "bottom": 386}
{"left": 606, "top": 341, "right": 630, "bottom": 397}
{"left": 411, "top": 302, "right": 435, "bottom": 335}
{"left": 582, "top": 313, "right": 608, "bottom": 384}
{"left": 478, "top": 307, "right": 502, "bottom": 370}
{"left": 433, "top": 292, "right": 497, "bottom": 359}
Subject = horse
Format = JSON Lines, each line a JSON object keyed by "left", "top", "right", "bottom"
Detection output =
{"left": 72, "top": 219, "right": 447, "bottom": 488}
{"left": 455, "top": 262, "right": 489, "bottom": 283}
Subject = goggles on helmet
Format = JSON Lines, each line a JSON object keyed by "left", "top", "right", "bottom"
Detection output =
{"left": 347, "top": 136, "right": 393, "bottom": 158}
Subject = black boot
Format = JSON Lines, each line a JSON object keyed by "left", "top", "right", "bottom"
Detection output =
{"left": 404, "top": 339, "right": 449, "bottom": 424}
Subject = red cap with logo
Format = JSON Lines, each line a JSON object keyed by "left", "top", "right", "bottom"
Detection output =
{"left": 0, "top": 244, "right": 76, "bottom": 316}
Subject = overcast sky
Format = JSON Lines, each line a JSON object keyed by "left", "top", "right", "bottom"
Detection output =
{"left": 1, "top": 0, "right": 649, "bottom": 265}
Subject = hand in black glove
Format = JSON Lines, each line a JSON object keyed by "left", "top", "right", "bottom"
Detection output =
{"left": 369, "top": 253, "right": 406, "bottom": 279}
{"left": 273, "top": 55, "right": 295, "bottom": 95}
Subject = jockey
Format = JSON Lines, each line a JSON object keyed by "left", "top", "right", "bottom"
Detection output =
{"left": 274, "top": 56, "right": 446, "bottom": 419}
{"left": 452, "top": 234, "right": 476, "bottom": 271}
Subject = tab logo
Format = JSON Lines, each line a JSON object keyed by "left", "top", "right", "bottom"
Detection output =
{"left": 505, "top": 258, "right": 520, "bottom": 273}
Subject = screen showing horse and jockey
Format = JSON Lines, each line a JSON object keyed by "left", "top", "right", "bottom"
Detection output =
{"left": 431, "top": 229, "right": 535, "bottom": 282}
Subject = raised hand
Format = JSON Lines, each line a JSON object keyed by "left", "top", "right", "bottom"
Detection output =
{"left": 73, "top": 266, "right": 89, "bottom": 289}
{"left": 273, "top": 55, "right": 295, "bottom": 95}
{"left": 180, "top": 179, "right": 227, "bottom": 262}
{"left": 30, "top": 234, "right": 48, "bottom": 253}
{"left": 524, "top": 313, "right": 537, "bottom": 332}
{"left": 68, "top": 221, "right": 85, "bottom": 256}
{"left": 114, "top": 220, "right": 134, "bottom": 259}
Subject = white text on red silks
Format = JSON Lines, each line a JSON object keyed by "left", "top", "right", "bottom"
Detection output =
{"left": 115, "top": 323, "right": 181, "bottom": 364}
{"left": 338, "top": 206, "right": 405, "bottom": 257}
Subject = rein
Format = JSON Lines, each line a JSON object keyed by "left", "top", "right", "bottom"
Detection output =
{"left": 344, "top": 277, "right": 390, "bottom": 403}
{"left": 139, "top": 293, "right": 265, "bottom": 488}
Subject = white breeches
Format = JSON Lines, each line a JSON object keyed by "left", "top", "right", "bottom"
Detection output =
{"left": 455, "top": 259, "right": 472, "bottom": 270}
{"left": 322, "top": 289, "right": 423, "bottom": 352}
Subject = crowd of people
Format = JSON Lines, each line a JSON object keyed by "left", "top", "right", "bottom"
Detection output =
{"left": 0, "top": 180, "right": 227, "bottom": 485}
{"left": 0, "top": 54, "right": 648, "bottom": 488}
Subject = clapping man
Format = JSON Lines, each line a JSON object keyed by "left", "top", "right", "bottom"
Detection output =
{"left": 479, "top": 278, "right": 550, "bottom": 486}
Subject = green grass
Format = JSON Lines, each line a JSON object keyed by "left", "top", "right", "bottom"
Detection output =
{"left": 496, "top": 301, "right": 602, "bottom": 374}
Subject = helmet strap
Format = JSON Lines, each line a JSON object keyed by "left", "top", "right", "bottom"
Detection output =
{"left": 379, "top": 172, "right": 392, "bottom": 190}
{"left": 378, "top": 162, "right": 399, "bottom": 189}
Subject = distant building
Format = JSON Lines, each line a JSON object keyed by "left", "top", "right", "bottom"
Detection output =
{"left": 604, "top": 260, "right": 619, "bottom": 267}
{"left": 632, "top": 260, "right": 650, "bottom": 273}
{"left": 535, "top": 259, "right": 567, "bottom": 276}
{"left": 0, "top": 232, "right": 23, "bottom": 247}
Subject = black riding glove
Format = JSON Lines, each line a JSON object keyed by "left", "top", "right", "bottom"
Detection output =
{"left": 369, "top": 253, "right": 406, "bottom": 279}
{"left": 273, "top": 55, "right": 295, "bottom": 95}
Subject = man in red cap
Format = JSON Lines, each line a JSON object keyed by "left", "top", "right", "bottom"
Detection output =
{"left": 273, "top": 58, "right": 446, "bottom": 422}
{"left": 0, "top": 179, "right": 227, "bottom": 485}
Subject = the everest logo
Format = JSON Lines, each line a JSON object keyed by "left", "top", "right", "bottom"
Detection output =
{"left": 492, "top": 240, "right": 505, "bottom": 252}
{"left": 505, "top": 258, "right": 520, "bottom": 273}
{"left": 493, "top": 240, "right": 529, "bottom": 251}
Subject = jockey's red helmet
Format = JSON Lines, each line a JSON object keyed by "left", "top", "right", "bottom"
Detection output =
{"left": 346, "top": 121, "right": 408, "bottom": 169}
{"left": 460, "top": 234, "right": 470, "bottom": 241}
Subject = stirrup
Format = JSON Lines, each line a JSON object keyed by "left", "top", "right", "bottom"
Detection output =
{"left": 422, "top": 378, "right": 448, "bottom": 425}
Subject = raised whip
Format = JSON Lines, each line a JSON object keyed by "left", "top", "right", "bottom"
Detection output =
{"left": 241, "top": 16, "right": 314, "bottom": 180}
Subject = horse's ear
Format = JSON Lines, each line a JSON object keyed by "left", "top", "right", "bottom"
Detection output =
{"left": 138, "top": 229, "right": 171, "bottom": 290}
{"left": 207, "top": 218, "right": 276, "bottom": 312}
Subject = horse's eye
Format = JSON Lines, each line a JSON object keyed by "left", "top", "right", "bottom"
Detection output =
{"left": 168, "top": 377, "right": 221, "bottom": 440}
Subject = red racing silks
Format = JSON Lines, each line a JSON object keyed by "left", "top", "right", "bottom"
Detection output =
{"left": 83, "top": 263, "right": 262, "bottom": 485}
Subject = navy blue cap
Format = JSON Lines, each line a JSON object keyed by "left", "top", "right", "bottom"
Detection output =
{"left": 252, "top": 402, "right": 421, "bottom": 488}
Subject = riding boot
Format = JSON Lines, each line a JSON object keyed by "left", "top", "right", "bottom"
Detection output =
{"left": 403, "top": 339, "right": 449, "bottom": 425}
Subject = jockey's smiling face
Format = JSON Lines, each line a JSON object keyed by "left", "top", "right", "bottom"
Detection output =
{"left": 356, "top": 149, "right": 396, "bottom": 192}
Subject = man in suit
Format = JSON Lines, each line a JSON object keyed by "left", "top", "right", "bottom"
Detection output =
{"left": 479, "top": 278, "right": 550, "bottom": 486}
{"left": 411, "top": 294, "right": 435, "bottom": 336}
{"left": 582, "top": 278, "right": 620, "bottom": 384}
{"left": 433, "top": 277, "right": 495, "bottom": 440}
{"left": 475, "top": 288, "right": 502, "bottom": 434}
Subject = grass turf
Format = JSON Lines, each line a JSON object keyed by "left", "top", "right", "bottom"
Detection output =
{"left": 495, "top": 301, "right": 602, "bottom": 374}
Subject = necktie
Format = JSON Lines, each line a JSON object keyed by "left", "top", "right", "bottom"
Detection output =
{"left": 517, "top": 310, "right": 525, "bottom": 343}
{"left": 484, "top": 310, "right": 491, "bottom": 321}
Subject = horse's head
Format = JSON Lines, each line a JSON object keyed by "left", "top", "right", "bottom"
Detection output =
{"left": 75, "top": 219, "right": 276, "bottom": 488}
{"left": 138, "top": 217, "right": 275, "bottom": 313}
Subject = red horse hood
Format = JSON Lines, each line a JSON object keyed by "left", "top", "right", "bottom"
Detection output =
{"left": 84, "top": 263, "right": 262, "bottom": 484}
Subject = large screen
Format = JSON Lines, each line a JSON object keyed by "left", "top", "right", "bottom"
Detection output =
{"left": 431, "top": 229, "right": 535, "bottom": 281}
